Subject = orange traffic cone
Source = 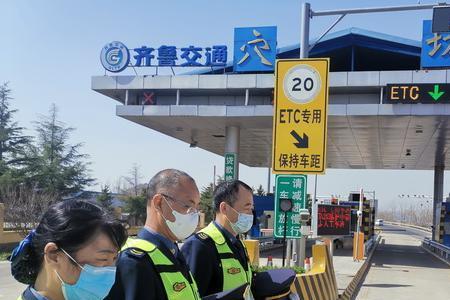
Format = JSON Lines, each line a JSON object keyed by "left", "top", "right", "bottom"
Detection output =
{"left": 267, "top": 255, "right": 273, "bottom": 267}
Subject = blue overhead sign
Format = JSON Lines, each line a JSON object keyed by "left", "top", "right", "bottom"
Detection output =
{"left": 421, "top": 20, "right": 450, "bottom": 68}
{"left": 233, "top": 26, "right": 277, "bottom": 72}
{"left": 100, "top": 26, "right": 277, "bottom": 73}
{"left": 100, "top": 42, "right": 228, "bottom": 72}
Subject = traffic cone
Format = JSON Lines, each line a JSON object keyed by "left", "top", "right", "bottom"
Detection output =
{"left": 304, "top": 257, "right": 311, "bottom": 272}
{"left": 267, "top": 255, "right": 273, "bottom": 267}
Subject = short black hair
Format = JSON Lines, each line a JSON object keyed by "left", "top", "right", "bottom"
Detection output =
{"left": 213, "top": 180, "right": 253, "bottom": 212}
{"left": 10, "top": 199, "right": 127, "bottom": 285}
{"left": 147, "top": 169, "right": 196, "bottom": 200}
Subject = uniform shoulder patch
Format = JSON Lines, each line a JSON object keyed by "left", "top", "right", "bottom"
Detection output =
{"left": 126, "top": 247, "right": 146, "bottom": 258}
{"left": 173, "top": 282, "right": 187, "bottom": 292}
{"left": 227, "top": 267, "right": 241, "bottom": 274}
{"left": 197, "top": 232, "right": 209, "bottom": 240}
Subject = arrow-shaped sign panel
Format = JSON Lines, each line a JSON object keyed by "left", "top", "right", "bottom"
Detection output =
{"left": 290, "top": 130, "right": 309, "bottom": 148}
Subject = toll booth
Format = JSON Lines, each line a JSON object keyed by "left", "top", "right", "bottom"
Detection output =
{"left": 339, "top": 200, "right": 376, "bottom": 241}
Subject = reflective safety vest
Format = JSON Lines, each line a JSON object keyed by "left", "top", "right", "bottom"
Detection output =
{"left": 123, "top": 238, "right": 200, "bottom": 300}
{"left": 199, "top": 223, "right": 253, "bottom": 291}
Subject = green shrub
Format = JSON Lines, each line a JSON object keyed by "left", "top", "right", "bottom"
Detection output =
{"left": 253, "top": 265, "right": 305, "bottom": 274}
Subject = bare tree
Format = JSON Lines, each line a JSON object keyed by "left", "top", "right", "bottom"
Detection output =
{"left": 112, "top": 176, "right": 126, "bottom": 194}
{"left": 378, "top": 200, "right": 432, "bottom": 228}
{"left": 1, "top": 184, "right": 56, "bottom": 236}
{"left": 124, "top": 164, "right": 144, "bottom": 196}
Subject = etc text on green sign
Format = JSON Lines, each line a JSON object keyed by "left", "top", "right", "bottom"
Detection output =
{"left": 224, "top": 153, "right": 237, "bottom": 181}
{"left": 274, "top": 175, "right": 307, "bottom": 239}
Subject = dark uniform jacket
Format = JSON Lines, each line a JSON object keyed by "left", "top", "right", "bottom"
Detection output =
{"left": 18, "top": 287, "right": 44, "bottom": 300}
{"left": 105, "top": 228, "right": 194, "bottom": 300}
{"left": 181, "top": 221, "right": 250, "bottom": 297}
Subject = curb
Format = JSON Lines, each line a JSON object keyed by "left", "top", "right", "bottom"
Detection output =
{"left": 339, "top": 235, "right": 381, "bottom": 300}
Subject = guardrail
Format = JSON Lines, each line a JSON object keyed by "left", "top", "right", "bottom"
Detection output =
{"left": 384, "top": 221, "right": 431, "bottom": 232}
{"left": 364, "top": 235, "right": 378, "bottom": 256}
{"left": 422, "top": 238, "right": 450, "bottom": 265}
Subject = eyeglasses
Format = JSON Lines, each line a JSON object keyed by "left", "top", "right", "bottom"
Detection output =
{"left": 160, "top": 193, "right": 198, "bottom": 214}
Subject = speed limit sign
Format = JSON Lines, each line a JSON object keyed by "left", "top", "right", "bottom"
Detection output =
{"left": 283, "top": 64, "right": 321, "bottom": 104}
{"left": 272, "top": 58, "right": 329, "bottom": 174}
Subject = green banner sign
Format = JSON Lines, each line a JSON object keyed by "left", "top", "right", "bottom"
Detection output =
{"left": 224, "top": 153, "right": 237, "bottom": 181}
{"left": 274, "top": 174, "right": 307, "bottom": 239}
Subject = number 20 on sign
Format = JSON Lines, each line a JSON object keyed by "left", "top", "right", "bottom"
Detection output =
{"left": 272, "top": 58, "right": 329, "bottom": 174}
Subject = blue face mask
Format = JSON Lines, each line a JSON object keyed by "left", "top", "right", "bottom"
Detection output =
{"left": 56, "top": 249, "right": 116, "bottom": 300}
{"left": 227, "top": 205, "right": 254, "bottom": 234}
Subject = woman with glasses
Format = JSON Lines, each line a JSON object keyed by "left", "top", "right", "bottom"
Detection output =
{"left": 9, "top": 199, "right": 127, "bottom": 300}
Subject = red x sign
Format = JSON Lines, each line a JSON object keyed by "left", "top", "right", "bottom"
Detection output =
{"left": 143, "top": 92, "right": 155, "bottom": 105}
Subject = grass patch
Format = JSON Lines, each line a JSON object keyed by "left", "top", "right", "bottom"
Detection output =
{"left": 0, "top": 252, "right": 10, "bottom": 261}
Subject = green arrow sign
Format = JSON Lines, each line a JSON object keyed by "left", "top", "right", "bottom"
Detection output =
{"left": 428, "top": 84, "right": 445, "bottom": 101}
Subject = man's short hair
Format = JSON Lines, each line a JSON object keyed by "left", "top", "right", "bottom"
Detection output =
{"left": 147, "top": 169, "right": 196, "bottom": 200}
{"left": 213, "top": 180, "right": 253, "bottom": 212}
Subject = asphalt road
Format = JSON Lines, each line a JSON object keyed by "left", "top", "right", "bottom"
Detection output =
{"left": 0, "top": 261, "right": 25, "bottom": 299}
{"left": 357, "top": 224, "right": 450, "bottom": 300}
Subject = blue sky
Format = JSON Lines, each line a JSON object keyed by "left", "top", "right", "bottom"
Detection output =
{"left": 0, "top": 0, "right": 447, "bottom": 210}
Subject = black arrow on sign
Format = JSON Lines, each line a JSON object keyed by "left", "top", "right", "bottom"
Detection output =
{"left": 290, "top": 130, "right": 309, "bottom": 148}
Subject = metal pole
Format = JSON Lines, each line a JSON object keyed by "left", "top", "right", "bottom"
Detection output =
{"left": 176, "top": 89, "right": 180, "bottom": 105}
{"left": 285, "top": 239, "right": 292, "bottom": 267}
{"left": 213, "top": 165, "right": 216, "bottom": 190}
{"left": 311, "top": 3, "right": 437, "bottom": 17}
{"left": 358, "top": 188, "right": 364, "bottom": 230}
{"left": 300, "top": 2, "right": 311, "bottom": 59}
{"left": 433, "top": 166, "right": 444, "bottom": 241}
{"left": 245, "top": 89, "right": 249, "bottom": 106}
{"left": 355, "top": 188, "right": 363, "bottom": 261}
{"left": 298, "top": 224, "right": 306, "bottom": 267}
{"left": 296, "top": 2, "right": 311, "bottom": 267}
{"left": 282, "top": 211, "right": 288, "bottom": 266}
{"left": 267, "top": 167, "right": 271, "bottom": 194}
{"left": 309, "top": 14, "right": 346, "bottom": 52}
{"left": 312, "top": 174, "right": 318, "bottom": 237}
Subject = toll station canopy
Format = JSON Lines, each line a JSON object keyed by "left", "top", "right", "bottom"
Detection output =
{"left": 92, "top": 27, "right": 450, "bottom": 171}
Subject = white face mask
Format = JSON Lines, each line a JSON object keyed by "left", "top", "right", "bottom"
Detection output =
{"left": 161, "top": 196, "right": 199, "bottom": 240}
{"left": 226, "top": 205, "right": 254, "bottom": 234}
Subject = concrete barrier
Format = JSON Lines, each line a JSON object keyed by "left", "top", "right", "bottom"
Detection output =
{"left": 339, "top": 235, "right": 381, "bottom": 300}
{"left": 291, "top": 244, "right": 338, "bottom": 300}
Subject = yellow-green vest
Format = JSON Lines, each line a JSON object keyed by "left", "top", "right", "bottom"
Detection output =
{"left": 123, "top": 238, "right": 200, "bottom": 300}
{"left": 199, "top": 223, "right": 253, "bottom": 291}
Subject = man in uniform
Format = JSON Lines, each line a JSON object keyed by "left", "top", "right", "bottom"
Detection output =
{"left": 182, "top": 180, "right": 254, "bottom": 297}
{"left": 106, "top": 169, "right": 201, "bottom": 300}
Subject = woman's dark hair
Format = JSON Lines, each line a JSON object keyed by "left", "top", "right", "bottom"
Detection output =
{"left": 10, "top": 199, "right": 127, "bottom": 284}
